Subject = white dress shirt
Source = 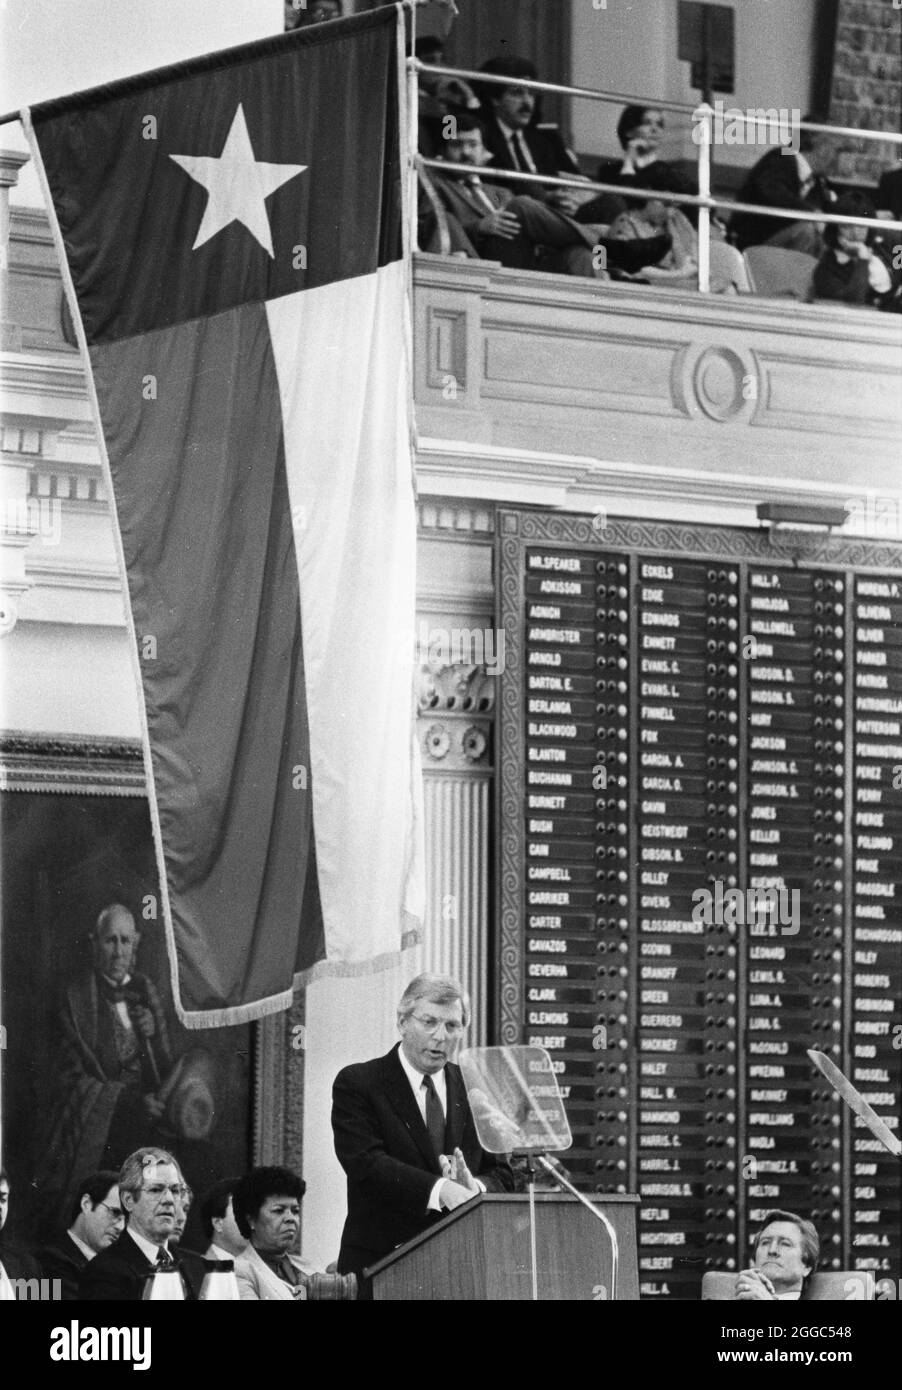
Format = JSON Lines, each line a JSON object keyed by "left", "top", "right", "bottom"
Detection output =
{"left": 397, "top": 1048, "right": 485, "bottom": 1212}
{"left": 397, "top": 1047, "right": 448, "bottom": 1212}
{"left": 496, "top": 118, "right": 537, "bottom": 174}
{"left": 101, "top": 972, "right": 135, "bottom": 1031}
{"left": 127, "top": 1227, "right": 170, "bottom": 1264}
{"left": 67, "top": 1228, "right": 96, "bottom": 1262}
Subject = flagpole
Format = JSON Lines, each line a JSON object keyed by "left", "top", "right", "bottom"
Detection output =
{"left": 405, "top": 1, "right": 419, "bottom": 253}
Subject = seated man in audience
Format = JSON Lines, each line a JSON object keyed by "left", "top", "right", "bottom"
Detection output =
{"left": 422, "top": 114, "right": 671, "bottom": 278}
{"left": 200, "top": 1177, "right": 248, "bottom": 1264}
{"left": 730, "top": 117, "right": 837, "bottom": 254}
{"left": 284, "top": 0, "right": 342, "bottom": 29}
{"left": 420, "top": 114, "right": 606, "bottom": 276}
{"left": 79, "top": 1146, "right": 196, "bottom": 1300}
{"left": 733, "top": 1210, "right": 819, "bottom": 1301}
{"left": 232, "top": 1166, "right": 320, "bottom": 1299}
{"left": 477, "top": 55, "right": 590, "bottom": 216}
{"left": 415, "top": 32, "right": 480, "bottom": 159}
{"left": 40, "top": 1169, "right": 123, "bottom": 1300}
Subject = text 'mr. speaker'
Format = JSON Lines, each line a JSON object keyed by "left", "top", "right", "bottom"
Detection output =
{"left": 458, "top": 1046, "right": 572, "bottom": 1155}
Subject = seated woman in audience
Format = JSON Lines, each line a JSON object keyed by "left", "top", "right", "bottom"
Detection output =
{"left": 599, "top": 106, "right": 695, "bottom": 200}
{"left": 810, "top": 192, "right": 896, "bottom": 309}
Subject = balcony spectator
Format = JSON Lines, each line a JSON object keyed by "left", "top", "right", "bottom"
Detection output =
{"left": 416, "top": 33, "right": 480, "bottom": 160}
{"left": 476, "top": 56, "right": 593, "bottom": 217}
{"left": 810, "top": 191, "right": 895, "bottom": 309}
{"left": 284, "top": 0, "right": 342, "bottom": 30}
{"left": 876, "top": 161, "right": 902, "bottom": 221}
{"left": 419, "top": 115, "right": 671, "bottom": 279}
{"left": 730, "top": 116, "right": 837, "bottom": 255}
{"left": 590, "top": 105, "right": 697, "bottom": 221}
{"left": 419, "top": 115, "right": 607, "bottom": 278}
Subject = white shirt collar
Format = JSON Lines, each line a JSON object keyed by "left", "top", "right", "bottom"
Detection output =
{"left": 796, "top": 152, "right": 813, "bottom": 185}
{"left": 67, "top": 1228, "right": 97, "bottom": 1262}
{"left": 397, "top": 1044, "right": 447, "bottom": 1110}
{"left": 775, "top": 1289, "right": 803, "bottom": 1300}
{"left": 127, "top": 1227, "right": 169, "bottom": 1264}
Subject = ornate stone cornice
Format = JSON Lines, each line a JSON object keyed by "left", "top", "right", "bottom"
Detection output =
{"left": 0, "top": 731, "right": 145, "bottom": 795}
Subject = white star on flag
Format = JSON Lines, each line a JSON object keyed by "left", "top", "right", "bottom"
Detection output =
{"left": 170, "top": 103, "right": 307, "bottom": 257}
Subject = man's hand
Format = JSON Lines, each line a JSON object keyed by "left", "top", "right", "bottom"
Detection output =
{"left": 549, "top": 174, "right": 594, "bottom": 217}
{"left": 438, "top": 1178, "right": 478, "bottom": 1211}
{"left": 448, "top": 1147, "right": 480, "bottom": 1192}
{"left": 477, "top": 209, "right": 520, "bottom": 240}
{"left": 734, "top": 1268, "right": 776, "bottom": 1300}
{"left": 131, "top": 1005, "right": 156, "bottom": 1039}
{"left": 143, "top": 1093, "right": 165, "bottom": 1119}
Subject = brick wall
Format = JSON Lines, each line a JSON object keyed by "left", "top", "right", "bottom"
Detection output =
{"left": 829, "top": 0, "right": 901, "bottom": 184}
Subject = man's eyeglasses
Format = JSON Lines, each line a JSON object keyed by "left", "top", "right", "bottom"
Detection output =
{"left": 143, "top": 1183, "right": 183, "bottom": 1200}
{"left": 97, "top": 1201, "right": 126, "bottom": 1222}
{"left": 409, "top": 1013, "right": 465, "bottom": 1037}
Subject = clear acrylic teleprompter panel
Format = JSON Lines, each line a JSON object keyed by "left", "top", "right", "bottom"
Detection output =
{"left": 458, "top": 1046, "right": 572, "bottom": 1154}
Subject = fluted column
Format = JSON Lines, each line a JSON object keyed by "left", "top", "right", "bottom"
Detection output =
{"left": 417, "top": 648, "right": 494, "bottom": 1042}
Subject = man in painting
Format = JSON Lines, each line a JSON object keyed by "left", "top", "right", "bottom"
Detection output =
{"left": 35, "top": 903, "right": 173, "bottom": 1236}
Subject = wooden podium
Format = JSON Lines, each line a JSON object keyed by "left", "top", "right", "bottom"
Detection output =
{"left": 365, "top": 1192, "right": 640, "bottom": 1300}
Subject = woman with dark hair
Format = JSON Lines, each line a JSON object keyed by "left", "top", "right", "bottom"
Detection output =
{"left": 231, "top": 1166, "right": 316, "bottom": 1300}
{"left": 810, "top": 191, "right": 896, "bottom": 308}
{"left": 590, "top": 105, "right": 696, "bottom": 222}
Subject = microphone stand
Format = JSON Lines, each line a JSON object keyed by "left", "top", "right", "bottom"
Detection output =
{"left": 522, "top": 1151, "right": 620, "bottom": 1301}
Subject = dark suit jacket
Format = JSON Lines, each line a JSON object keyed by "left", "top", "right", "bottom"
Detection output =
{"left": 876, "top": 164, "right": 902, "bottom": 220}
{"left": 0, "top": 1233, "right": 42, "bottom": 1284}
{"left": 480, "top": 117, "right": 581, "bottom": 197}
{"left": 730, "top": 148, "right": 831, "bottom": 250}
{"left": 79, "top": 1229, "right": 195, "bottom": 1300}
{"left": 40, "top": 1232, "right": 89, "bottom": 1301}
{"left": 332, "top": 1044, "right": 514, "bottom": 1279}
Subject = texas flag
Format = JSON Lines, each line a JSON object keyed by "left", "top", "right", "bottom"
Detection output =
{"left": 23, "top": 7, "right": 424, "bottom": 1025}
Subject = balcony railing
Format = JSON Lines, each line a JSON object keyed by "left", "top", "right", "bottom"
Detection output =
{"left": 407, "top": 59, "right": 902, "bottom": 296}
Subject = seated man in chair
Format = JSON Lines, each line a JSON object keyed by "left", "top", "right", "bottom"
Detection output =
{"left": 734, "top": 1209, "right": 819, "bottom": 1301}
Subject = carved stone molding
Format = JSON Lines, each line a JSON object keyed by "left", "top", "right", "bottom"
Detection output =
{"left": 417, "top": 499, "right": 496, "bottom": 536}
{"left": 254, "top": 993, "right": 305, "bottom": 1174}
{"left": 672, "top": 343, "right": 759, "bottom": 424}
{"left": 418, "top": 714, "right": 492, "bottom": 771}
{"left": 0, "top": 731, "right": 145, "bottom": 795}
{"left": 417, "top": 656, "right": 497, "bottom": 714}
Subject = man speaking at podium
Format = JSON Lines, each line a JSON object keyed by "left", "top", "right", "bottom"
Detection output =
{"left": 332, "top": 974, "right": 514, "bottom": 1291}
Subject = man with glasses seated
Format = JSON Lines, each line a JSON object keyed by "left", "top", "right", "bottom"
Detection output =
{"left": 79, "top": 1147, "right": 195, "bottom": 1299}
{"left": 39, "top": 1170, "right": 123, "bottom": 1300}
{"left": 332, "top": 973, "right": 514, "bottom": 1294}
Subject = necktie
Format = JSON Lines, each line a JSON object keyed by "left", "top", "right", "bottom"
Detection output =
{"left": 465, "top": 177, "right": 497, "bottom": 215}
{"left": 508, "top": 132, "right": 525, "bottom": 172}
{"left": 513, "top": 131, "right": 536, "bottom": 174}
{"left": 155, "top": 1249, "right": 177, "bottom": 1272}
{"left": 422, "top": 1073, "right": 446, "bottom": 1160}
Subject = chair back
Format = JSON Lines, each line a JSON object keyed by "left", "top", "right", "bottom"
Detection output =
{"left": 743, "top": 245, "right": 817, "bottom": 298}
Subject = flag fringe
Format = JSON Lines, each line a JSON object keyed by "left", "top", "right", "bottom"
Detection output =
{"left": 175, "top": 931, "right": 422, "bottom": 1029}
